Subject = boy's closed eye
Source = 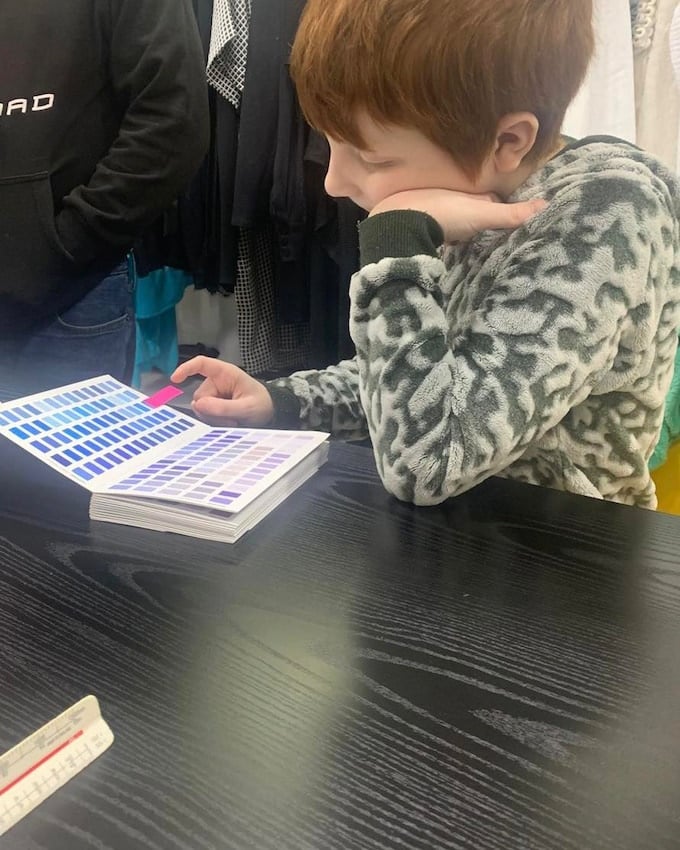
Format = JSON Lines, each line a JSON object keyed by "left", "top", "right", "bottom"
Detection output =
{"left": 362, "top": 160, "right": 397, "bottom": 170}
{"left": 356, "top": 150, "right": 399, "bottom": 169}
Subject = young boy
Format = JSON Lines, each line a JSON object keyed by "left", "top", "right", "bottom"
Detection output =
{"left": 172, "top": 0, "right": 680, "bottom": 509}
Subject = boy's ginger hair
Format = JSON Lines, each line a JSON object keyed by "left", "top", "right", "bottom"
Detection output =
{"left": 291, "top": 0, "right": 595, "bottom": 178}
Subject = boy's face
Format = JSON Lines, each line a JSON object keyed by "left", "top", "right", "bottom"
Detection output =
{"left": 324, "top": 113, "right": 484, "bottom": 212}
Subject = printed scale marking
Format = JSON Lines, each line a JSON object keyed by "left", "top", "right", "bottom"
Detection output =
{"left": 0, "top": 695, "right": 114, "bottom": 835}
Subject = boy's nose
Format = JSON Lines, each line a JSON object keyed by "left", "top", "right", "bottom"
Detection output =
{"left": 324, "top": 151, "right": 355, "bottom": 199}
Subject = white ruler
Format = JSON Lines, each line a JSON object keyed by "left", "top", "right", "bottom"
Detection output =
{"left": 0, "top": 695, "right": 114, "bottom": 836}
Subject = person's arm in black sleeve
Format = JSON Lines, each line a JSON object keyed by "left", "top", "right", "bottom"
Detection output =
{"left": 56, "top": 0, "right": 210, "bottom": 265}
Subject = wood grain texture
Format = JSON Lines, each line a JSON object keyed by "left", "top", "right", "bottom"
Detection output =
{"left": 1, "top": 439, "right": 680, "bottom": 849}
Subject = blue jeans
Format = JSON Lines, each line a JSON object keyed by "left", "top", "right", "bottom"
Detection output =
{"left": 0, "top": 259, "right": 135, "bottom": 402}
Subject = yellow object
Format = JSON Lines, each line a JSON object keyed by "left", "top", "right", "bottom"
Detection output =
{"left": 652, "top": 440, "right": 680, "bottom": 515}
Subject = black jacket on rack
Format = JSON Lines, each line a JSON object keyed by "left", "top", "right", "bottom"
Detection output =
{"left": 181, "top": 0, "right": 241, "bottom": 293}
{"left": 232, "top": 0, "right": 364, "bottom": 342}
{"left": 185, "top": 0, "right": 364, "bottom": 367}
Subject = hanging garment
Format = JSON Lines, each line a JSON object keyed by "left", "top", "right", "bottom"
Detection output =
{"left": 646, "top": 2, "right": 680, "bottom": 515}
{"left": 305, "top": 131, "right": 365, "bottom": 367}
{"left": 652, "top": 440, "right": 680, "bottom": 514}
{"left": 633, "top": 0, "right": 659, "bottom": 50}
{"left": 635, "top": 0, "right": 680, "bottom": 170}
{"left": 650, "top": 340, "right": 680, "bottom": 469}
{"left": 231, "top": 0, "right": 306, "bottom": 229}
{"left": 269, "top": 61, "right": 310, "bottom": 326}
{"left": 235, "top": 227, "right": 309, "bottom": 375}
{"left": 132, "top": 267, "right": 192, "bottom": 386}
{"left": 183, "top": 0, "right": 246, "bottom": 294}
{"left": 207, "top": 0, "right": 252, "bottom": 292}
{"left": 187, "top": 0, "right": 363, "bottom": 371}
{"left": 207, "top": 0, "right": 251, "bottom": 108}
{"left": 563, "top": 0, "right": 637, "bottom": 141}
{"left": 670, "top": 2, "right": 680, "bottom": 171}
{"left": 232, "top": 0, "right": 351, "bottom": 371}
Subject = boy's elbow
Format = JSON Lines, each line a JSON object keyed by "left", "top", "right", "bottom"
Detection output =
{"left": 377, "top": 457, "right": 456, "bottom": 507}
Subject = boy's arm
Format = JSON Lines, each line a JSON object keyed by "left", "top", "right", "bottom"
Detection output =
{"left": 266, "top": 358, "right": 369, "bottom": 440}
{"left": 351, "top": 181, "right": 675, "bottom": 505}
{"left": 263, "top": 197, "right": 545, "bottom": 441}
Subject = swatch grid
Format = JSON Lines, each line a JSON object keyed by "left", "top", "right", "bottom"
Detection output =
{"left": 108, "top": 429, "right": 321, "bottom": 509}
{"left": 0, "top": 378, "right": 196, "bottom": 485}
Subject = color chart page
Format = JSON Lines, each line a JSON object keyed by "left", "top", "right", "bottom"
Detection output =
{"left": 0, "top": 376, "right": 329, "bottom": 516}
{"left": 0, "top": 376, "right": 205, "bottom": 491}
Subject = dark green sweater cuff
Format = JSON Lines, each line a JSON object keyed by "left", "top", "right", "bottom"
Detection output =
{"left": 358, "top": 210, "right": 444, "bottom": 266}
{"left": 264, "top": 382, "right": 303, "bottom": 430}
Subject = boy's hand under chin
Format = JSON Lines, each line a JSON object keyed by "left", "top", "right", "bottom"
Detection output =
{"left": 368, "top": 189, "right": 547, "bottom": 243}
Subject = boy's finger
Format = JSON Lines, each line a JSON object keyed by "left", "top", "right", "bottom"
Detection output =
{"left": 483, "top": 198, "right": 547, "bottom": 231}
{"left": 171, "top": 355, "right": 235, "bottom": 384}
{"left": 191, "top": 379, "right": 222, "bottom": 401}
{"left": 192, "top": 394, "right": 256, "bottom": 421}
{"left": 170, "top": 356, "right": 202, "bottom": 382}
{"left": 476, "top": 192, "right": 502, "bottom": 203}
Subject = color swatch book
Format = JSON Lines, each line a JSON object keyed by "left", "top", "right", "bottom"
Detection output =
{"left": 0, "top": 376, "right": 329, "bottom": 543}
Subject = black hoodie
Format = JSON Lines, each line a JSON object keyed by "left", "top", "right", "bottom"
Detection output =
{"left": 0, "top": 0, "right": 209, "bottom": 323}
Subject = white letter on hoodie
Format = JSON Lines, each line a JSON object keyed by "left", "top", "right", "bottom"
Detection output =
{"left": 33, "top": 94, "right": 55, "bottom": 112}
{"left": 7, "top": 99, "right": 28, "bottom": 115}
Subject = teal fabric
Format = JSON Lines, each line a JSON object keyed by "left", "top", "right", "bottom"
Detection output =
{"left": 132, "top": 267, "right": 192, "bottom": 387}
{"left": 650, "top": 333, "right": 680, "bottom": 470}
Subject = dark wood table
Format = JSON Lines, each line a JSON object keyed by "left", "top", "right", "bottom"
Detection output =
{"left": 1, "top": 437, "right": 680, "bottom": 850}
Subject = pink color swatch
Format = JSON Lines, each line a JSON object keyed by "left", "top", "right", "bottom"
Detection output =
{"left": 143, "top": 385, "right": 184, "bottom": 408}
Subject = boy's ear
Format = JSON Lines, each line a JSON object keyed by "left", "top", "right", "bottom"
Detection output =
{"left": 493, "top": 112, "right": 540, "bottom": 173}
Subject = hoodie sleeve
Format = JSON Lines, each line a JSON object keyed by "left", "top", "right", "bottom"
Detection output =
{"left": 266, "top": 357, "right": 368, "bottom": 439}
{"left": 55, "top": 0, "right": 210, "bottom": 264}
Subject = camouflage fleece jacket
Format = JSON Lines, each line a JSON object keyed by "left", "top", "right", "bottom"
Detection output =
{"left": 267, "top": 138, "right": 680, "bottom": 508}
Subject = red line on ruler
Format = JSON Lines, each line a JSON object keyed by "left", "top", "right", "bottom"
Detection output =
{"left": 0, "top": 730, "right": 84, "bottom": 797}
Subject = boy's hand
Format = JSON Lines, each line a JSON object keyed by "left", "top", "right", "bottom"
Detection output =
{"left": 171, "top": 356, "right": 275, "bottom": 427}
{"left": 369, "top": 189, "right": 547, "bottom": 242}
